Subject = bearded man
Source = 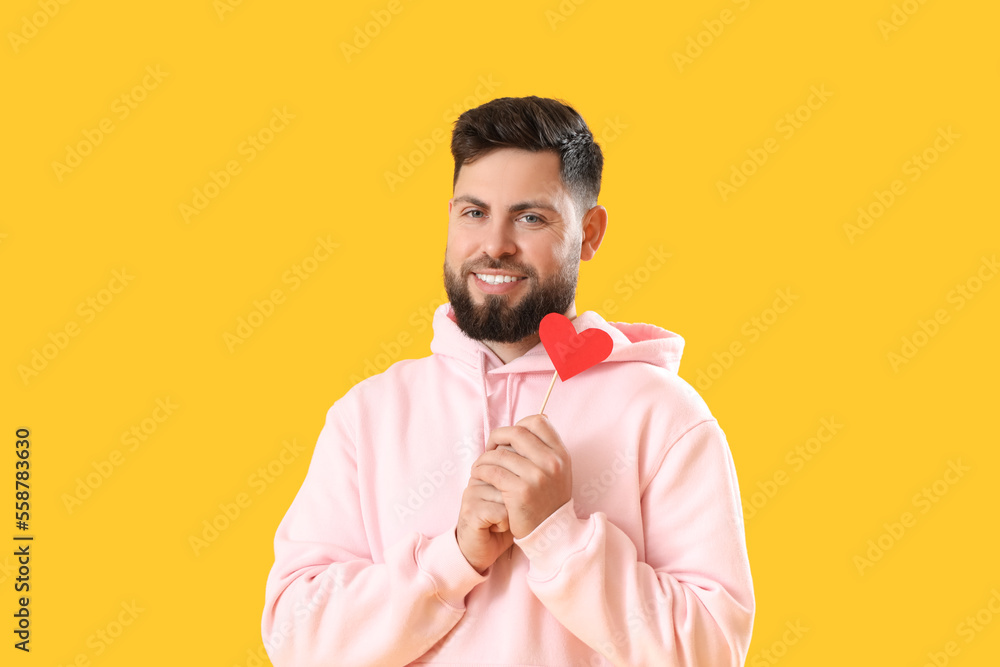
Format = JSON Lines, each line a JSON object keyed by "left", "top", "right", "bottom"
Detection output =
{"left": 262, "top": 95, "right": 755, "bottom": 667}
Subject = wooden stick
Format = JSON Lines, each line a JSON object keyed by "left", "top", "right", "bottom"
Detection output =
{"left": 538, "top": 370, "right": 559, "bottom": 415}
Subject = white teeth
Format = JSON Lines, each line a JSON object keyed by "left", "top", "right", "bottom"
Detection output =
{"left": 476, "top": 273, "right": 523, "bottom": 285}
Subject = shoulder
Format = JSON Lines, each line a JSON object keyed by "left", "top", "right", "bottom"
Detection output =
{"left": 329, "top": 353, "right": 441, "bottom": 417}
{"left": 601, "top": 359, "right": 716, "bottom": 428}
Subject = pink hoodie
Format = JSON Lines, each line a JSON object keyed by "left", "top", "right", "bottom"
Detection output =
{"left": 262, "top": 303, "right": 754, "bottom": 666}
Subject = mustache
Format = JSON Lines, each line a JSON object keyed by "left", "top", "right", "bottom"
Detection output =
{"left": 464, "top": 259, "right": 536, "bottom": 277}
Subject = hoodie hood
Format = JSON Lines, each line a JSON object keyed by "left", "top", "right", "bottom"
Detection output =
{"left": 429, "top": 302, "right": 685, "bottom": 376}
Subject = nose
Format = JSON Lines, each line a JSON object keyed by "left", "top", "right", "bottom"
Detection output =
{"left": 481, "top": 219, "right": 517, "bottom": 259}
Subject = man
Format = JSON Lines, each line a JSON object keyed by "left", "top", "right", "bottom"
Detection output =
{"left": 262, "top": 96, "right": 755, "bottom": 666}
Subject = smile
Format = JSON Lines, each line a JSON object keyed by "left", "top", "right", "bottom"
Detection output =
{"left": 473, "top": 273, "right": 527, "bottom": 285}
{"left": 471, "top": 272, "right": 528, "bottom": 295}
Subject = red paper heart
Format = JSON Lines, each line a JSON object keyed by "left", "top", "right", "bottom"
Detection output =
{"left": 539, "top": 312, "right": 613, "bottom": 381}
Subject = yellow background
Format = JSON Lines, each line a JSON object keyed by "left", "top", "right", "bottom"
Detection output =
{"left": 3, "top": 0, "right": 998, "bottom": 664}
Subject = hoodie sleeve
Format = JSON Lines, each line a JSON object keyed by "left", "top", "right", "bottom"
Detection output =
{"left": 513, "top": 419, "right": 755, "bottom": 666}
{"left": 261, "top": 396, "right": 489, "bottom": 667}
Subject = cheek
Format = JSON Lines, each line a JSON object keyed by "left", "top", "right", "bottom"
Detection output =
{"left": 526, "top": 240, "right": 571, "bottom": 271}
{"left": 447, "top": 229, "right": 482, "bottom": 258}
{"left": 445, "top": 243, "right": 473, "bottom": 274}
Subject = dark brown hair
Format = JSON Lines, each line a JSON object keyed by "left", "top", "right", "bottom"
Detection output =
{"left": 450, "top": 96, "right": 604, "bottom": 217}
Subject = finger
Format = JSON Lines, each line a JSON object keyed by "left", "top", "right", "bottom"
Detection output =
{"left": 515, "top": 415, "right": 573, "bottom": 476}
{"left": 470, "top": 479, "right": 505, "bottom": 504}
{"left": 473, "top": 499, "right": 510, "bottom": 532}
{"left": 486, "top": 425, "right": 546, "bottom": 458}
{"left": 485, "top": 424, "right": 554, "bottom": 470}
{"left": 489, "top": 517, "right": 510, "bottom": 533}
{"left": 470, "top": 461, "right": 523, "bottom": 492}
{"left": 484, "top": 425, "right": 516, "bottom": 453}
{"left": 473, "top": 449, "right": 534, "bottom": 481}
{"left": 514, "top": 414, "right": 566, "bottom": 455}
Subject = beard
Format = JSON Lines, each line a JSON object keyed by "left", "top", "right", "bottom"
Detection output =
{"left": 443, "top": 253, "right": 579, "bottom": 343}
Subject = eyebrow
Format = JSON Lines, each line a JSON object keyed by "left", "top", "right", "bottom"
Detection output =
{"left": 453, "top": 195, "right": 559, "bottom": 214}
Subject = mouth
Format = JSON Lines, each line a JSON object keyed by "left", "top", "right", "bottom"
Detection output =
{"left": 470, "top": 271, "right": 528, "bottom": 294}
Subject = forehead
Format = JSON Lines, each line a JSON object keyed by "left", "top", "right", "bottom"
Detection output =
{"left": 454, "top": 148, "right": 570, "bottom": 206}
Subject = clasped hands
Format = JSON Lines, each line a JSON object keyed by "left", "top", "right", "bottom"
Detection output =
{"left": 456, "top": 413, "right": 573, "bottom": 574}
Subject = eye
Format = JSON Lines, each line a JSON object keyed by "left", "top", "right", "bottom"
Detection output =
{"left": 464, "top": 209, "right": 485, "bottom": 219}
{"left": 518, "top": 213, "right": 544, "bottom": 225}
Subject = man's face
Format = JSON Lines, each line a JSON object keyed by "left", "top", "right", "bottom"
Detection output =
{"left": 444, "top": 148, "right": 582, "bottom": 343}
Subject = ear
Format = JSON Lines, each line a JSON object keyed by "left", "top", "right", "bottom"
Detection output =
{"left": 579, "top": 205, "right": 608, "bottom": 261}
